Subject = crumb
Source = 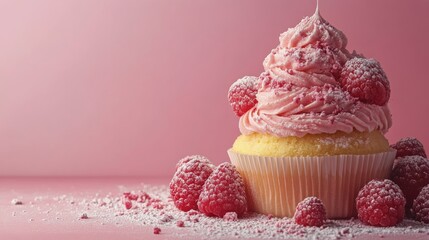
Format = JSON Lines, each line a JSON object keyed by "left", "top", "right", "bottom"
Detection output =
{"left": 153, "top": 227, "right": 161, "bottom": 234}
{"left": 11, "top": 199, "right": 23, "bottom": 205}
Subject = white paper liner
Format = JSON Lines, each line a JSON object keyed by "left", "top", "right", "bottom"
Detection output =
{"left": 228, "top": 149, "right": 396, "bottom": 219}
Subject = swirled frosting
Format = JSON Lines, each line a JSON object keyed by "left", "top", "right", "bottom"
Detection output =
{"left": 239, "top": 8, "right": 392, "bottom": 137}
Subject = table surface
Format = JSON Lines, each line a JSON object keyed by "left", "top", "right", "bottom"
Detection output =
{"left": 1, "top": 177, "right": 428, "bottom": 240}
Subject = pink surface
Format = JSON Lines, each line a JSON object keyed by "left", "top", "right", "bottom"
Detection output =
{"left": 1, "top": 177, "right": 428, "bottom": 240}
{"left": 1, "top": 0, "right": 429, "bottom": 177}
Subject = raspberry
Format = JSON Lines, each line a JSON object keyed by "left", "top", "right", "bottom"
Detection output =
{"left": 391, "top": 137, "right": 427, "bottom": 159}
{"left": 175, "top": 155, "right": 211, "bottom": 170}
{"left": 170, "top": 159, "right": 214, "bottom": 212}
{"left": 293, "top": 197, "right": 327, "bottom": 227}
{"left": 356, "top": 179, "right": 405, "bottom": 227}
{"left": 198, "top": 162, "right": 247, "bottom": 217}
{"left": 153, "top": 227, "right": 161, "bottom": 234}
{"left": 340, "top": 58, "right": 390, "bottom": 105}
{"left": 228, "top": 76, "right": 259, "bottom": 116}
{"left": 412, "top": 184, "right": 429, "bottom": 223}
{"left": 391, "top": 155, "right": 429, "bottom": 208}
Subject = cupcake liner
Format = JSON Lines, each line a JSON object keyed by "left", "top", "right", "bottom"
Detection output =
{"left": 228, "top": 149, "right": 396, "bottom": 219}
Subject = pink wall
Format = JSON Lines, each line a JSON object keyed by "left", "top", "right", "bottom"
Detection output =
{"left": 1, "top": 0, "right": 428, "bottom": 177}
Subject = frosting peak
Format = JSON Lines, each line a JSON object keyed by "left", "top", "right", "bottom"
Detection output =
{"left": 279, "top": 8, "right": 348, "bottom": 49}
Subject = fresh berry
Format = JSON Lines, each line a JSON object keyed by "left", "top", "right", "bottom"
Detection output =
{"left": 153, "top": 227, "right": 161, "bottom": 234}
{"left": 356, "top": 179, "right": 405, "bottom": 227}
{"left": 175, "top": 155, "right": 211, "bottom": 170}
{"left": 391, "top": 156, "right": 429, "bottom": 208}
{"left": 294, "top": 197, "right": 327, "bottom": 227}
{"left": 228, "top": 76, "right": 259, "bottom": 116}
{"left": 170, "top": 159, "right": 214, "bottom": 212}
{"left": 412, "top": 184, "right": 429, "bottom": 223}
{"left": 198, "top": 162, "right": 247, "bottom": 218}
{"left": 391, "top": 137, "right": 427, "bottom": 159}
{"left": 340, "top": 58, "right": 390, "bottom": 105}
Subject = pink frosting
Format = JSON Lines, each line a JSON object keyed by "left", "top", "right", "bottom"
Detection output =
{"left": 239, "top": 8, "right": 392, "bottom": 137}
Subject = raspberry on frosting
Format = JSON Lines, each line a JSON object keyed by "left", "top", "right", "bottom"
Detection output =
{"left": 356, "top": 179, "right": 405, "bottom": 227}
{"left": 198, "top": 162, "right": 247, "bottom": 218}
{"left": 340, "top": 58, "right": 390, "bottom": 106}
{"left": 170, "top": 158, "right": 214, "bottom": 212}
{"left": 391, "top": 155, "right": 429, "bottom": 209}
{"left": 391, "top": 137, "right": 427, "bottom": 159}
{"left": 228, "top": 76, "right": 259, "bottom": 117}
{"left": 412, "top": 184, "right": 429, "bottom": 223}
{"left": 294, "top": 197, "right": 327, "bottom": 227}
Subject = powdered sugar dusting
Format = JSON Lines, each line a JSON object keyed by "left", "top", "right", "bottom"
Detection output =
{"left": 8, "top": 183, "right": 429, "bottom": 239}
{"left": 317, "top": 135, "right": 368, "bottom": 149}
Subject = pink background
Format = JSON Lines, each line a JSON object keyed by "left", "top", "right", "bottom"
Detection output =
{"left": 1, "top": 0, "right": 428, "bottom": 177}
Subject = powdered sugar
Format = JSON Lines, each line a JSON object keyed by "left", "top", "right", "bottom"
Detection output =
{"left": 316, "top": 135, "right": 369, "bottom": 149}
{"left": 8, "top": 183, "right": 429, "bottom": 239}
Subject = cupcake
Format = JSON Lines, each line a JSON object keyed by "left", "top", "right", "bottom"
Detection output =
{"left": 227, "top": 7, "right": 395, "bottom": 219}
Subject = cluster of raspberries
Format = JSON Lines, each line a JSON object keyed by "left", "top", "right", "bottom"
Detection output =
{"left": 169, "top": 155, "right": 248, "bottom": 218}
{"left": 166, "top": 137, "right": 429, "bottom": 229}
{"left": 129, "top": 138, "right": 428, "bottom": 235}
{"left": 168, "top": 155, "right": 329, "bottom": 227}
{"left": 356, "top": 137, "right": 429, "bottom": 227}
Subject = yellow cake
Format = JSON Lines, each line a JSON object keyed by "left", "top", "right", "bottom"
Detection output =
{"left": 233, "top": 131, "right": 389, "bottom": 157}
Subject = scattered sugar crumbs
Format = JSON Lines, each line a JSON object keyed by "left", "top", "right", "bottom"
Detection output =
{"left": 9, "top": 184, "right": 429, "bottom": 239}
